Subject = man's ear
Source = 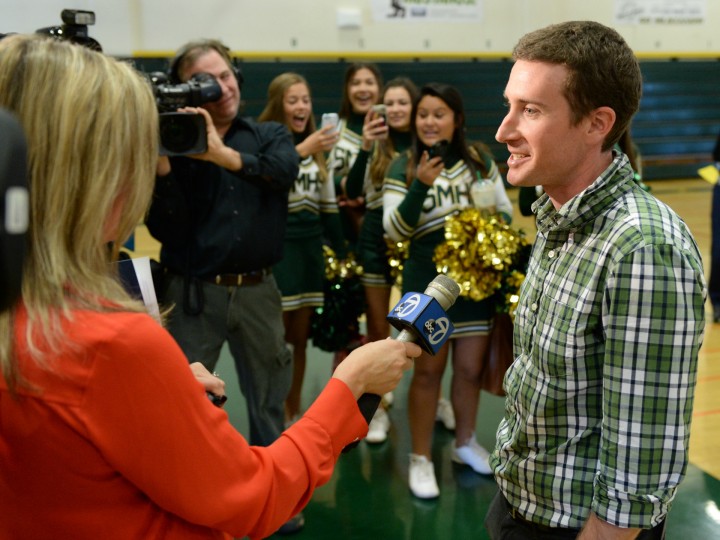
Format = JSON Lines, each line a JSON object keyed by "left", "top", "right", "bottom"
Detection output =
{"left": 587, "top": 106, "right": 616, "bottom": 141}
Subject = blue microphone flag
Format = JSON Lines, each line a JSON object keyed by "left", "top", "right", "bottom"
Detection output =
{"left": 387, "top": 292, "right": 454, "bottom": 355}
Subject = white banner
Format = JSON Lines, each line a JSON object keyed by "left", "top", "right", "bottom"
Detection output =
{"left": 614, "top": 0, "right": 706, "bottom": 24}
{"left": 371, "top": 0, "right": 482, "bottom": 23}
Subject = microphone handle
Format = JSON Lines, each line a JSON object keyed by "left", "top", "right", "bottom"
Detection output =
{"left": 356, "top": 393, "right": 383, "bottom": 426}
{"left": 396, "top": 328, "right": 415, "bottom": 342}
{"left": 354, "top": 330, "right": 416, "bottom": 425}
{"left": 342, "top": 328, "right": 418, "bottom": 453}
{"left": 342, "top": 393, "right": 381, "bottom": 453}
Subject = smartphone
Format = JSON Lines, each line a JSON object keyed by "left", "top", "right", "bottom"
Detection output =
{"left": 320, "top": 112, "right": 339, "bottom": 133}
{"left": 371, "top": 104, "right": 387, "bottom": 124}
{"left": 427, "top": 140, "right": 450, "bottom": 160}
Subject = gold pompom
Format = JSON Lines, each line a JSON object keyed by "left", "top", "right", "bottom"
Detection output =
{"left": 322, "top": 245, "right": 363, "bottom": 281}
{"left": 433, "top": 208, "right": 529, "bottom": 313}
{"left": 385, "top": 236, "right": 409, "bottom": 287}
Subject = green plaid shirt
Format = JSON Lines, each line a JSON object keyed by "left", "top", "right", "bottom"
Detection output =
{"left": 490, "top": 153, "right": 706, "bottom": 530}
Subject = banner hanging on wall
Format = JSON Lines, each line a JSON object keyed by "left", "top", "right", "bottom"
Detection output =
{"left": 614, "top": 0, "right": 706, "bottom": 24}
{"left": 371, "top": 0, "right": 482, "bottom": 23}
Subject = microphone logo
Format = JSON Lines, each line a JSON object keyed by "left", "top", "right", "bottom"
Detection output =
{"left": 425, "top": 317, "right": 451, "bottom": 345}
{"left": 394, "top": 293, "right": 422, "bottom": 318}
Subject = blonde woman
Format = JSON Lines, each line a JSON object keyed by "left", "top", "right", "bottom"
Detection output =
{"left": 0, "top": 34, "right": 419, "bottom": 539}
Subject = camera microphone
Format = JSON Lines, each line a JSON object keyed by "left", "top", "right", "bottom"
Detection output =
{"left": 0, "top": 109, "right": 29, "bottom": 313}
{"left": 35, "top": 9, "right": 102, "bottom": 52}
{"left": 343, "top": 274, "right": 460, "bottom": 452}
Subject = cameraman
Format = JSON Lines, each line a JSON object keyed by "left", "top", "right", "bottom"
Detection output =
{"left": 145, "top": 40, "right": 302, "bottom": 531}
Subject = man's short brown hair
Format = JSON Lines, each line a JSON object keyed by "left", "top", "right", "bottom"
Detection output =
{"left": 513, "top": 21, "right": 642, "bottom": 151}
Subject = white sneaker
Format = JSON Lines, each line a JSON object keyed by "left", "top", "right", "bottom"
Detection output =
{"left": 382, "top": 391, "right": 394, "bottom": 408}
{"left": 409, "top": 454, "right": 440, "bottom": 499}
{"left": 436, "top": 398, "right": 456, "bottom": 431}
{"left": 365, "top": 407, "right": 390, "bottom": 444}
{"left": 452, "top": 437, "right": 493, "bottom": 475}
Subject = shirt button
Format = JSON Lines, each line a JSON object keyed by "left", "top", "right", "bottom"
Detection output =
{"left": 531, "top": 303, "right": 538, "bottom": 312}
{"left": 548, "top": 250, "right": 556, "bottom": 258}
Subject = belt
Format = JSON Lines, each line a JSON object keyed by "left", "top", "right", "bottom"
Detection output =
{"left": 507, "top": 502, "right": 566, "bottom": 534}
{"left": 206, "top": 268, "right": 272, "bottom": 287}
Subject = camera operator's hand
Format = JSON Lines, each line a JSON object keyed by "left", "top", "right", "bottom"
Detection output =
{"left": 156, "top": 156, "right": 171, "bottom": 177}
{"left": 296, "top": 124, "right": 338, "bottom": 159}
{"left": 180, "top": 107, "right": 243, "bottom": 172}
{"left": 416, "top": 151, "right": 444, "bottom": 187}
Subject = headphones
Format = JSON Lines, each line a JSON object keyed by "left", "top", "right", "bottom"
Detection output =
{"left": 168, "top": 39, "right": 244, "bottom": 88}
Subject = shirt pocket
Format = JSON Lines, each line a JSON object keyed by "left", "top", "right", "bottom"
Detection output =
{"left": 533, "top": 292, "right": 586, "bottom": 379}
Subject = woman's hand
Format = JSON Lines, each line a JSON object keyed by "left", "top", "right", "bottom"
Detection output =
{"left": 337, "top": 175, "right": 365, "bottom": 208}
{"left": 189, "top": 362, "right": 226, "bottom": 401}
{"left": 416, "top": 151, "right": 445, "bottom": 186}
{"left": 332, "top": 338, "right": 421, "bottom": 398}
{"left": 360, "top": 108, "right": 389, "bottom": 151}
{"left": 296, "top": 124, "right": 339, "bottom": 158}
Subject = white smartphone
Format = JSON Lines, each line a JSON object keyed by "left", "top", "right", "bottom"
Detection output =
{"left": 320, "top": 112, "right": 339, "bottom": 133}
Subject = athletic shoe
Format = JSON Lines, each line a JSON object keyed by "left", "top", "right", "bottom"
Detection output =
{"left": 409, "top": 454, "right": 439, "bottom": 499}
{"left": 382, "top": 391, "right": 394, "bottom": 408}
{"left": 366, "top": 407, "right": 390, "bottom": 444}
{"left": 276, "top": 512, "right": 305, "bottom": 535}
{"left": 435, "top": 398, "right": 456, "bottom": 431}
{"left": 452, "top": 437, "right": 492, "bottom": 475}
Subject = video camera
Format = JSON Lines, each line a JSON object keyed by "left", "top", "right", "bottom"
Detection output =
{"left": 149, "top": 72, "right": 222, "bottom": 156}
{"left": 4, "top": 8, "right": 222, "bottom": 158}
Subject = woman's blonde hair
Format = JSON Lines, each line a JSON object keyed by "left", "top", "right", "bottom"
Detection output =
{"left": 258, "top": 72, "right": 328, "bottom": 183}
{"left": 0, "top": 35, "right": 159, "bottom": 390}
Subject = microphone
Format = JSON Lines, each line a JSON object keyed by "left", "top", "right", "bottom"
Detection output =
{"left": 387, "top": 274, "right": 460, "bottom": 354}
{"left": 343, "top": 274, "right": 460, "bottom": 451}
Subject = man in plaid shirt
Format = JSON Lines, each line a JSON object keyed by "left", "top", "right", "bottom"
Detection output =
{"left": 486, "top": 21, "right": 706, "bottom": 540}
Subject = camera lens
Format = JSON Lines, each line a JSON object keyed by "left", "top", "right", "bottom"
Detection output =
{"left": 159, "top": 113, "right": 207, "bottom": 156}
{"left": 161, "top": 117, "right": 197, "bottom": 153}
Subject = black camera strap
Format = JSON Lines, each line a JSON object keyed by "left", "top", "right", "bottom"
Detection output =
{"left": 181, "top": 162, "right": 204, "bottom": 316}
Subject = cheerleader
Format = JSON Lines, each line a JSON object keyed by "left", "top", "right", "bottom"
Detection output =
{"left": 328, "top": 63, "right": 384, "bottom": 366}
{"left": 383, "top": 83, "right": 512, "bottom": 498}
{"left": 258, "top": 73, "right": 345, "bottom": 425}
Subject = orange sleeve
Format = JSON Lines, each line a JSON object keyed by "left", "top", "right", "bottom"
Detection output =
{"left": 82, "top": 313, "right": 367, "bottom": 539}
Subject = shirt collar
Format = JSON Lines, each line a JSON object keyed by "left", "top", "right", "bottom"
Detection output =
{"left": 534, "top": 151, "right": 635, "bottom": 234}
